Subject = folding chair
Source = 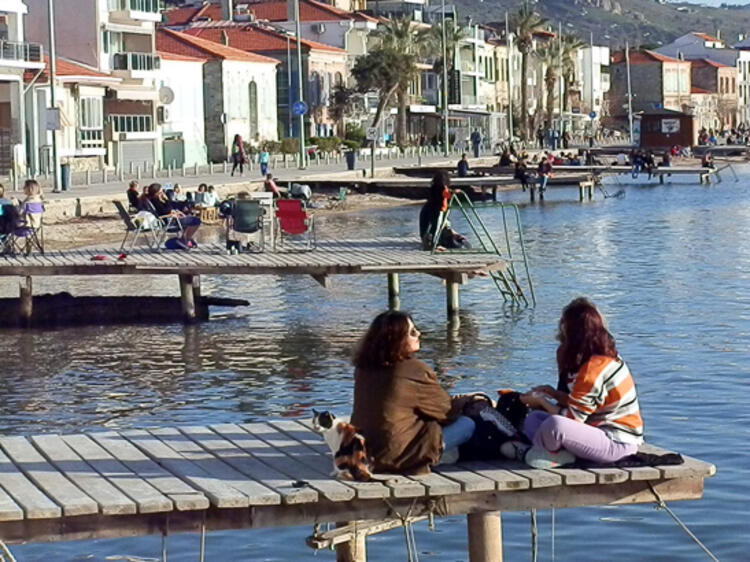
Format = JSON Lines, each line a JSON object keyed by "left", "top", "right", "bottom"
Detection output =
{"left": 113, "top": 200, "right": 158, "bottom": 251}
{"left": 0, "top": 204, "right": 17, "bottom": 255}
{"left": 13, "top": 201, "right": 44, "bottom": 255}
{"left": 227, "top": 199, "right": 266, "bottom": 252}
{"left": 275, "top": 199, "right": 315, "bottom": 250}
{"left": 143, "top": 199, "right": 184, "bottom": 250}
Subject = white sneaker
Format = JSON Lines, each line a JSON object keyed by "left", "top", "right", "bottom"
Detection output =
{"left": 524, "top": 446, "right": 575, "bottom": 469}
{"left": 500, "top": 440, "right": 530, "bottom": 461}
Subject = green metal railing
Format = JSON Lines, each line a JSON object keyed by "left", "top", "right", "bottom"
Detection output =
{"left": 430, "top": 191, "right": 535, "bottom": 307}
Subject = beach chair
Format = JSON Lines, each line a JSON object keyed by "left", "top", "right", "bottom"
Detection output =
{"left": 143, "top": 199, "right": 184, "bottom": 250}
{"left": 12, "top": 201, "right": 44, "bottom": 255}
{"left": 227, "top": 199, "right": 266, "bottom": 252}
{"left": 275, "top": 199, "right": 315, "bottom": 250}
{"left": 113, "top": 200, "right": 158, "bottom": 251}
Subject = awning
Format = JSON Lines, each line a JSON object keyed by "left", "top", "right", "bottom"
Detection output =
{"left": 448, "top": 108, "right": 491, "bottom": 117}
{"left": 109, "top": 86, "right": 159, "bottom": 101}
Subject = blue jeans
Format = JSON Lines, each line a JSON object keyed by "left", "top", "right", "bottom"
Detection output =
{"left": 538, "top": 174, "right": 549, "bottom": 191}
{"left": 260, "top": 162, "right": 268, "bottom": 176}
{"left": 439, "top": 415, "right": 476, "bottom": 463}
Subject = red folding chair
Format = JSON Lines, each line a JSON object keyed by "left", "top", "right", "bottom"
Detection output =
{"left": 274, "top": 199, "right": 315, "bottom": 250}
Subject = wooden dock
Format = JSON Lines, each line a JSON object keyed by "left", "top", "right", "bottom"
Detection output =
{"left": 0, "top": 239, "right": 507, "bottom": 323}
{"left": 0, "top": 420, "right": 715, "bottom": 560}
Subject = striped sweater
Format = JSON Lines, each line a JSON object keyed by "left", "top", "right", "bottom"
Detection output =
{"left": 562, "top": 355, "right": 644, "bottom": 445}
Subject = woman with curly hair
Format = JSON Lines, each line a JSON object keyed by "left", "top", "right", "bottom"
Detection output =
{"left": 350, "top": 310, "right": 475, "bottom": 474}
{"left": 505, "top": 297, "right": 644, "bottom": 468}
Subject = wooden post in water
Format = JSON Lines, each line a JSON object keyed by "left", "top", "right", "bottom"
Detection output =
{"left": 387, "top": 273, "right": 400, "bottom": 310}
{"left": 335, "top": 522, "right": 367, "bottom": 562}
{"left": 19, "top": 276, "right": 32, "bottom": 327}
{"left": 446, "top": 279, "right": 459, "bottom": 317}
{"left": 179, "top": 274, "right": 197, "bottom": 323}
{"left": 467, "top": 511, "right": 502, "bottom": 562}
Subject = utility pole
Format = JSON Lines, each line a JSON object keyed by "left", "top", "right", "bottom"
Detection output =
{"left": 505, "top": 11, "right": 513, "bottom": 143}
{"left": 626, "top": 41, "right": 634, "bottom": 145}
{"left": 294, "top": 0, "right": 306, "bottom": 169}
{"left": 441, "top": 0, "right": 449, "bottom": 156}
{"left": 47, "top": 0, "right": 61, "bottom": 192}
{"left": 558, "top": 21, "right": 563, "bottom": 140}
{"left": 286, "top": 35, "right": 292, "bottom": 138}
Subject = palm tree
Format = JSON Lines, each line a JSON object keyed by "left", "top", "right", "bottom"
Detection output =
{"left": 510, "top": 6, "right": 547, "bottom": 140}
{"left": 535, "top": 42, "right": 561, "bottom": 127}
{"left": 371, "top": 17, "right": 431, "bottom": 147}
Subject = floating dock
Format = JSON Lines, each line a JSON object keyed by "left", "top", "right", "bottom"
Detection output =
{"left": 0, "top": 420, "right": 715, "bottom": 561}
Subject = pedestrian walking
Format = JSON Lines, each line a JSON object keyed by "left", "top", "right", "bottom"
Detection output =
{"left": 230, "top": 134, "right": 247, "bottom": 177}
{"left": 258, "top": 147, "right": 270, "bottom": 176}
{"left": 470, "top": 128, "right": 482, "bottom": 158}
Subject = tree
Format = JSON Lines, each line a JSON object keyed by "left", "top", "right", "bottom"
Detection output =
{"left": 510, "top": 6, "right": 547, "bottom": 140}
{"left": 371, "top": 17, "right": 431, "bottom": 147}
{"left": 535, "top": 42, "right": 561, "bottom": 127}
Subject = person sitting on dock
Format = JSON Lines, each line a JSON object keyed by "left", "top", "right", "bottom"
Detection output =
{"left": 537, "top": 156, "right": 552, "bottom": 193}
{"left": 457, "top": 153, "right": 470, "bottom": 177}
{"left": 350, "top": 310, "right": 476, "bottom": 473}
{"left": 701, "top": 151, "right": 715, "bottom": 169}
{"left": 147, "top": 183, "right": 201, "bottom": 249}
{"left": 498, "top": 149, "right": 513, "bottom": 167}
{"left": 502, "top": 297, "right": 644, "bottom": 469}
{"left": 514, "top": 159, "right": 531, "bottom": 192}
{"left": 419, "top": 171, "right": 470, "bottom": 250}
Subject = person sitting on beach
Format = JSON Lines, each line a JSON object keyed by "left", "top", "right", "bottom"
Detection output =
{"left": 351, "top": 310, "right": 476, "bottom": 473}
{"left": 172, "top": 184, "right": 187, "bottom": 202}
{"left": 146, "top": 183, "right": 201, "bottom": 249}
{"left": 203, "top": 185, "right": 219, "bottom": 207}
{"left": 264, "top": 173, "right": 282, "bottom": 198}
{"left": 457, "top": 153, "right": 470, "bottom": 177}
{"left": 195, "top": 183, "right": 207, "bottom": 206}
{"left": 499, "top": 149, "right": 512, "bottom": 167}
{"left": 126, "top": 180, "right": 140, "bottom": 212}
{"left": 419, "top": 171, "right": 470, "bottom": 250}
{"left": 502, "top": 297, "right": 644, "bottom": 468}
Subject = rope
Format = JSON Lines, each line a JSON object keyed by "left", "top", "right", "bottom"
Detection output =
{"left": 0, "top": 540, "right": 17, "bottom": 562}
{"left": 199, "top": 512, "right": 206, "bottom": 562}
{"left": 530, "top": 509, "right": 538, "bottom": 562}
{"left": 647, "top": 482, "right": 719, "bottom": 562}
{"left": 551, "top": 508, "right": 556, "bottom": 562}
{"left": 383, "top": 498, "right": 421, "bottom": 562}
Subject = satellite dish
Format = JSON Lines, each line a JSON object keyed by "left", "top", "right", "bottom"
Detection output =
{"left": 158, "top": 86, "right": 175, "bottom": 105}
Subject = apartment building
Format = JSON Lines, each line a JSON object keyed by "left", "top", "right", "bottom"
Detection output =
{"left": 26, "top": 0, "right": 163, "bottom": 171}
{"left": 0, "top": 0, "right": 44, "bottom": 176}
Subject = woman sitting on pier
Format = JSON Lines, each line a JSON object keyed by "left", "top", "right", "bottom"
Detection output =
{"left": 504, "top": 297, "right": 644, "bottom": 468}
{"left": 351, "top": 311, "right": 475, "bottom": 474}
{"left": 147, "top": 183, "right": 201, "bottom": 249}
{"left": 419, "top": 171, "right": 470, "bottom": 250}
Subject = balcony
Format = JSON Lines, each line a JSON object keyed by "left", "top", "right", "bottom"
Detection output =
{"left": 112, "top": 52, "right": 161, "bottom": 79}
{"left": 0, "top": 39, "right": 44, "bottom": 69}
{"left": 108, "top": 0, "right": 163, "bottom": 23}
{"left": 77, "top": 129, "right": 106, "bottom": 155}
{"left": 109, "top": 113, "right": 156, "bottom": 140}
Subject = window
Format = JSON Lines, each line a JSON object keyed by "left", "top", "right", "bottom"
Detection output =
{"left": 79, "top": 97, "right": 103, "bottom": 130}
{"left": 109, "top": 114, "right": 153, "bottom": 132}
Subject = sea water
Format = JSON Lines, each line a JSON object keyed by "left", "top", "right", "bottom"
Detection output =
{"left": 2, "top": 170, "right": 749, "bottom": 561}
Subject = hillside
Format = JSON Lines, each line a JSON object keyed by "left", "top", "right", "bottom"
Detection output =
{"left": 455, "top": 0, "right": 750, "bottom": 48}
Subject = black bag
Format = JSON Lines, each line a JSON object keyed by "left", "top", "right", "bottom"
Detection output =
{"left": 495, "top": 390, "right": 529, "bottom": 432}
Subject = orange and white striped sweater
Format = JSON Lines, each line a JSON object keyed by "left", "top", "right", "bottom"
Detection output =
{"left": 562, "top": 355, "right": 644, "bottom": 445}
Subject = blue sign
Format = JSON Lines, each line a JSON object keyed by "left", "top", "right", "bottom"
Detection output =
{"left": 292, "top": 101, "right": 308, "bottom": 116}
{"left": 589, "top": 111, "right": 597, "bottom": 119}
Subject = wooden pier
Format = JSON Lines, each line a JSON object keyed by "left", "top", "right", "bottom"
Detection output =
{"left": 0, "top": 420, "right": 715, "bottom": 561}
{"left": 0, "top": 239, "right": 507, "bottom": 324}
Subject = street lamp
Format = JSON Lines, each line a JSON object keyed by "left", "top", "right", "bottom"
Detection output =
{"left": 293, "top": 0, "right": 306, "bottom": 169}
{"left": 47, "top": 0, "right": 61, "bottom": 192}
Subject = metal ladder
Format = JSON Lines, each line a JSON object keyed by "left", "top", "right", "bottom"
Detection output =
{"left": 431, "top": 191, "right": 536, "bottom": 307}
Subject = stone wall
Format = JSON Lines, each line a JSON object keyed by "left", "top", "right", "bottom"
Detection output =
{"left": 203, "top": 61, "right": 226, "bottom": 163}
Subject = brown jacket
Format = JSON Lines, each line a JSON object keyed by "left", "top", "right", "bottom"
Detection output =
{"left": 350, "top": 358, "right": 452, "bottom": 475}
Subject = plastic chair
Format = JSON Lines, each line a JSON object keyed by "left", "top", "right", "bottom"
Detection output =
{"left": 13, "top": 201, "right": 44, "bottom": 255}
{"left": 227, "top": 199, "right": 265, "bottom": 251}
{"left": 113, "top": 200, "right": 158, "bottom": 251}
{"left": 275, "top": 199, "right": 315, "bottom": 250}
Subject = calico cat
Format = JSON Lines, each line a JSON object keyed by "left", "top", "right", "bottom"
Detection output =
{"left": 311, "top": 409, "right": 373, "bottom": 482}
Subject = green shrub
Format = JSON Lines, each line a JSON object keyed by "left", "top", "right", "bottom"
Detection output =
{"left": 345, "top": 123, "right": 366, "bottom": 145}
{"left": 342, "top": 139, "right": 361, "bottom": 151}
{"left": 280, "top": 137, "right": 299, "bottom": 154}
{"left": 261, "top": 140, "right": 280, "bottom": 153}
{"left": 316, "top": 136, "right": 341, "bottom": 153}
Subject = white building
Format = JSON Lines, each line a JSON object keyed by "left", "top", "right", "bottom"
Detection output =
{"left": 157, "top": 52, "right": 207, "bottom": 167}
{"left": 0, "top": 0, "right": 44, "bottom": 177}
{"left": 26, "top": 0, "right": 163, "bottom": 171}
{"left": 578, "top": 45, "right": 610, "bottom": 131}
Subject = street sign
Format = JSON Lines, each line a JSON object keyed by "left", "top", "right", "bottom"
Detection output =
{"left": 366, "top": 126, "right": 378, "bottom": 140}
{"left": 589, "top": 111, "right": 597, "bottom": 119}
{"left": 292, "top": 101, "right": 308, "bottom": 116}
{"left": 45, "top": 108, "right": 61, "bottom": 131}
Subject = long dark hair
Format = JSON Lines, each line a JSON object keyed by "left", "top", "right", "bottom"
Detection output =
{"left": 352, "top": 310, "right": 413, "bottom": 369}
{"left": 428, "top": 171, "right": 450, "bottom": 207}
{"left": 556, "top": 297, "right": 617, "bottom": 383}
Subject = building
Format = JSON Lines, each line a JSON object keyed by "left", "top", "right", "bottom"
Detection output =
{"left": 690, "top": 58, "right": 737, "bottom": 129}
{"left": 638, "top": 107, "right": 695, "bottom": 148}
{"left": 26, "top": 0, "right": 163, "bottom": 171}
{"left": 157, "top": 28, "right": 279, "bottom": 163}
{"left": 578, "top": 45, "right": 610, "bottom": 133}
{"left": 24, "top": 58, "right": 121, "bottom": 176}
{"left": 690, "top": 86, "right": 719, "bottom": 131}
{"left": 0, "top": 0, "right": 44, "bottom": 177}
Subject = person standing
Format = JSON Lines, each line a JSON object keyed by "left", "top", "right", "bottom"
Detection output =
{"left": 230, "top": 134, "right": 246, "bottom": 177}
{"left": 470, "top": 128, "right": 482, "bottom": 158}
{"left": 537, "top": 126, "right": 545, "bottom": 150}
{"left": 258, "top": 147, "right": 270, "bottom": 176}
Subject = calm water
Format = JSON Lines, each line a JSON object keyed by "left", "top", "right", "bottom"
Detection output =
{"left": 2, "top": 170, "right": 749, "bottom": 561}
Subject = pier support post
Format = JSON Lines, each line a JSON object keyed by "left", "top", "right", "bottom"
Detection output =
{"left": 446, "top": 279, "right": 459, "bottom": 318}
{"left": 179, "top": 274, "right": 198, "bottom": 323}
{"left": 387, "top": 273, "right": 400, "bottom": 310}
{"left": 19, "top": 276, "right": 32, "bottom": 327}
{"left": 467, "top": 511, "right": 502, "bottom": 562}
{"left": 335, "top": 522, "right": 367, "bottom": 562}
{"left": 578, "top": 183, "right": 584, "bottom": 201}
{"left": 529, "top": 185, "right": 536, "bottom": 202}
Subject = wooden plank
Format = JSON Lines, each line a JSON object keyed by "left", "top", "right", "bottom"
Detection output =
{"left": 0, "top": 447, "right": 61, "bottom": 519}
{"left": 0, "top": 436, "right": 97, "bottom": 517}
{"left": 586, "top": 467, "right": 630, "bottom": 484}
{"left": 0, "top": 485, "right": 23, "bottom": 522}
{"left": 546, "top": 468, "right": 597, "bottom": 486}
{"left": 503, "top": 461, "right": 563, "bottom": 488}
{"left": 638, "top": 444, "right": 716, "bottom": 479}
{"left": 453, "top": 461, "right": 531, "bottom": 491}
{"left": 269, "top": 420, "right": 391, "bottom": 500}
{"left": 89, "top": 431, "right": 208, "bottom": 511}
{"left": 432, "top": 465, "right": 497, "bottom": 492}
{"left": 31, "top": 434, "right": 137, "bottom": 516}
{"left": 172, "top": 426, "right": 308, "bottom": 505}
{"left": 61, "top": 434, "right": 173, "bottom": 514}
{"left": 120, "top": 429, "right": 249, "bottom": 509}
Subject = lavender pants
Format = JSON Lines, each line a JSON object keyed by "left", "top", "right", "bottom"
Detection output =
{"left": 523, "top": 411, "right": 637, "bottom": 463}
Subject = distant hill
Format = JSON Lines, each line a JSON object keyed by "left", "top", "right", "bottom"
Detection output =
{"left": 455, "top": 0, "right": 750, "bottom": 48}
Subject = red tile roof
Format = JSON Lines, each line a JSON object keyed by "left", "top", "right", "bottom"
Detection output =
{"left": 157, "top": 28, "right": 279, "bottom": 64}
{"left": 158, "top": 51, "right": 206, "bottom": 62}
{"left": 692, "top": 58, "right": 731, "bottom": 68}
{"left": 692, "top": 32, "right": 722, "bottom": 43}
{"left": 611, "top": 49, "right": 683, "bottom": 65}
{"left": 691, "top": 86, "right": 711, "bottom": 94}
{"left": 183, "top": 21, "right": 346, "bottom": 54}
{"left": 24, "top": 56, "right": 118, "bottom": 84}
{"left": 162, "top": 1, "right": 376, "bottom": 26}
